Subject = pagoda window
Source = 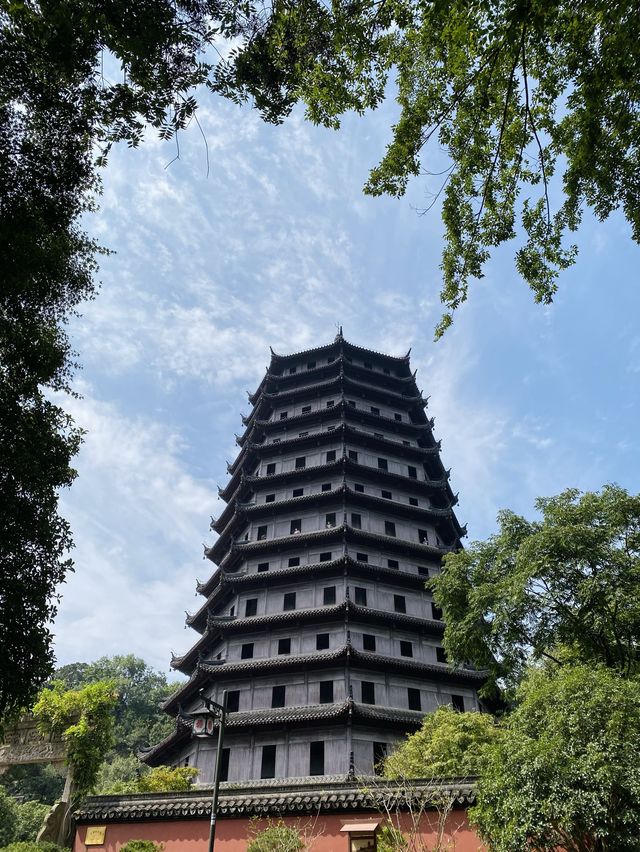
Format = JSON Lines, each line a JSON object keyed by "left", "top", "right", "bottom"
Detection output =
{"left": 326, "top": 513, "right": 336, "bottom": 528}
{"left": 361, "top": 681, "right": 375, "bottom": 704}
{"left": 272, "top": 438, "right": 281, "bottom": 444}
{"left": 309, "top": 741, "right": 324, "bottom": 776}
{"left": 408, "top": 688, "right": 421, "bottom": 711}
{"left": 356, "top": 552, "right": 368, "bottom": 563}
{"left": 257, "top": 525, "right": 268, "bottom": 540}
{"left": 354, "top": 587, "right": 367, "bottom": 606}
{"left": 266, "top": 493, "right": 275, "bottom": 503}
{"left": 260, "top": 745, "right": 276, "bottom": 779}
{"left": 283, "top": 592, "right": 296, "bottom": 611}
{"left": 220, "top": 748, "right": 230, "bottom": 782}
{"left": 362, "top": 634, "right": 376, "bottom": 652}
{"left": 288, "top": 556, "right": 300, "bottom": 567}
{"left": 354, "top": 483, "right": 364, "bottom": 493}
{"left": 226, "top": 690, "right": 240, "bottom": 712}
{"left": 229, "top": 605, "right": 235, "bottom": 617}
{"left": 402, "top": 440, "right": 410, "bottom": 447}
{"left": 394, "top": 413, "right": 402, "bottom": 421}
{"left": 407, "top": 465, "right": 418, "bottom": 479}
{"left": 319, "top": 681, "right": 334, "bottom": 703}
{"left": 321, "top": 483, "right": 332, "bottom": 492}
{"left": 387, "top": 559, "right": 399, "bottom": 570}
{"left": 431, "top": 603, "right": 443, "bottom": 620}
{"left": 319, "top": 551, "right": 332, "bottom": 562}
{"left": 409, "top": 497, "right": 418, "bottom": 506}
{"left": 272, "top": 685, "right": 286, "bottom": 707}
{"left": 299, "top": 431, "right": 308, "bottom": 438}
{"left": 347, "top": 400, "right": 356, "bottom": 407}
{"left": 373, "top": 742, "right": 387, "bottom": 774}
{"left": 295, "top": 456, "right": 306, "bottom": 470}
{"left": 326, "top": 450, "right": 337, "bottom": 462}
{"left": 394, "top": 594, "right": 406, "bottom": 613}
{"left": 385, "top": 521, "right": 396, "bottom": 537}
{"left": 307, "top": 361, "right": 316, "bottom": 369}
{"left": 266, "top": 463, "right": 276, "bottom": 476}
{"left": 257, "top": 562, "right": 269, "bottom": 572}
{"left": 245, "top": 598, "right": 258, "bottom": 617}
{"left": 280, "top": 411, "right": 288, "bottom": 420}
{"left": 419, "top": 528, "right": 429, "bottom": 544}
{"left": 302, "top": 405, "right": 311, "bottom": 413}
{"left": 278, "top": 638, "right": 291, "bottom": 654}
{"left": 351, "top": 512, "right": 362, "bottom": 529}
{"left": 241, "top": 642, "right": 254, "bottom": 659}
{"left": 289, "top": 366, "right": 296, "bottom": 374}
{"left": 292, "top": 487, "right": 304, "bottom": 497}
{"left": 326, "top": 400, "right": 335, "bottom": 407}
{"left": 451, "top": 694, "right": 465, "bottom": 712}
{"left": 381, "top": 489, "right": 392, "bottom": 500}
{"left": 348, "top": 450, "right": 358, "bottom": 461}
{"left": 371, "top": 406, "right": 380, "bottom": 415}
{"left": 290, "top": 519, "right": 302, "bottom": 534}
{"left": 377, "top": 457, "right": 388, "bottom": 471}
{"left": 436, "top": 647, "right": 448, "bottom": 663}
{"left": 327, "top": 425, "right": 336, "bottom": 432}
{"left": 418, "top": 566, "right": 429, "bottom": 577}
{"left": 374, "top": 432, "right": 383, "bottom": 438}
{"left": 400, "top": 640, "right": 413, "bottom": 657}
{"left": 323, "top": 586, "right": 336, "bottom": 605}
{"left": 316, "top": 633, "right": 330, "bottom": 650}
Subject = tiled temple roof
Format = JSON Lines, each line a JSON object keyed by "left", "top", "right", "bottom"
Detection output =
{"left": 74, "top": 777, "right": 477, "bottom": 823}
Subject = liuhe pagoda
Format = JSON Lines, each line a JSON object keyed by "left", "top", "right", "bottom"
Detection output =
{"left": 142, "top": 332, "right": 485, "bottom": 783}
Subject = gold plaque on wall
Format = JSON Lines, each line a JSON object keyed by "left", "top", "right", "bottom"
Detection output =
{"left": 85, "top": 826, "right": 107, "bottom": 846}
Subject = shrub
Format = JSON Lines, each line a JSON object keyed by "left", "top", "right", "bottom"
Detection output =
{"left": 0, "top": 788, "right": 18, "bottom": 846}
{"left": 119, "top": 841, "right": 164, "bottom": 852}
{"left": 0, "top": 843, "right": 67, "bottom": 852}
{"left": 246, "top": 819, "right": 305, "bottom": 852}
{"left": 14, "top": 801, "right": 51, "bottom": 842}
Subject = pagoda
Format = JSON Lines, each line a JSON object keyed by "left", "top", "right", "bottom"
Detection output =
{"left": 142, "top": 333, "right": 484, "bottom": 783}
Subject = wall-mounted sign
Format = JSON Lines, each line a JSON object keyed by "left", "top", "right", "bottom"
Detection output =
{"left": 85, "top": 826, "right": 107, "bottom": 846}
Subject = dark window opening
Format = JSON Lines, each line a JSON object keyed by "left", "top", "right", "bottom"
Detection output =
{"left": 290, "top": 519, "right": 302, "bottom": 534}
{"left": 418, "top": 566, "right": 430, "bottom": 577}
{"left": 431, "top": 603, "right": 443, "bottom": 620}
{"left": 403, "top": 440, "right": 410, "bottom": 446}
{"left": 408, "top": 688, "right": 421, "bottom": 711}
{"left": 316, "top": 633, "right": 330, "bottom": 650}
{"left": 385, "top": 521, "right": 396, "bottom": 537}
{"left": 278, "top": 638, "right": 291, "bottom": 655}
{"left": 266, "top": 493, "right": 275, "bottom": 503}
{"left": 387, "top": 559, "right": 399, "bottom": 570}
{"left": 261, "top": 745, "right": 276, "bottom": 779}
{"left": 310, "top": 741, "right": 324, "bottom": 776}
{"left": 327, "top": 425, "right": 336, "bottom": 432}
{"left": 288, "top": 556, "right": 300, "bottom": 567}
{"left": 229, "top": 605, "right": 235, "bottom": 617}
{"left": 241, "top": 643, "right": 253, "bottom": 659}
{"left": 302, "top": 405, "right": 311, "bottom": 413}
{"left": 381, "top": 489, "right": 392, "bottom": 500}
{"left": 394, "top": 595, "right": 406, "bottom": 613}
{"left": 400, "top": 640, "right": 413, "bottom": 657}
{"left": 378, "top": 457, "right": 388, "bottom": 471}
{"left": 289, "top": 367, "right": 296, "bottom": 374}
{"left": 354, "top": 587, "right": 367, "bottom": 606}
{"left": 321, "top": 482, "right": 332, "bottom": 492}
{"left": 283, "top": 592, "right": 296, "bottom": 611}
{"left": 257, "top": 525, "right": 267, "bottom": 540}
{"left": 272, "top": 685, "right": 286, "bottom": 707}
{"left": 280, "top": 411, "right": 288, "bottom": 420}
{"left": 319, "top": 681, "right": 334, "bottom": 703}
{"left": 354, "top": 483, "right": 364, "bottom": 492}
{"left": 257, "top": 562, "right": 269, "bottom": 573}
{"left": 220, "top": 748, "right": 230, "bottom": 782}
{"left": 451, "top": 694, "right": 465, "bottom": 712}
{"left": 361, "top": 681, "right": 375, "bottom": 704}
{"left": 326, "top": 450, "right": 337, "bottom": 462}
{"left": 351, "top": 513, "right": 362, "bottom": 529}
{"left": 295, "top": 456, "right": 306, "bottom": 470}
{"left": 266, "top": 463, "right": 276, "bottom": 476}
{"left": 299, "top": 431, "right": 308, "bottom": 438}
{"left": 323, "top": 586, "right": 336, "bottom": 605}
{"left": 319, "top": 551, "right": 332, "bottom": 562}
{"left": 307, "top": 361, "right": 316, "bottom": 369}
{"left": 325, "top": 512, "right": 336, "bottom": 528}
{"left": 347, "top": 400, "right": 356, "bottom": 407}
{"left": 394, "top": 413, "right": 402, "bottom": 421}
{"left": 362, "top": 634, "right": 376, "bottom": 652}
{"left": 373, "top": 742, "right": 387, "bottom": 775}
{"left": 292, "top": 487, "right": 304, "bottom": 497}
{"left": 226, "top": 691, "right": 240, "bottom": 713}
{"left": 272, "top": 438, "right": 280, "bottom": 444}
{"left": 371, "top": 406, "right": 380, "bottom": 415}
{"left": 409, "top": 497, "right": 418, "bottom": 506}
{"left": 436, "top": 647, "right": 448, "bottom": 664}
{"left": 419, "top": 529, "right": 429, "bottom": 545}
{"left": 356, "top": 552, "right": 368, "bottom": 563}
{"left": 326, "top": 400, "right": 335, "bottom": 407}
{"left": 348, "top": 450, "right": 358, "bottom": 461}
{"left": 245, "top": 598, "right": 257, "bottom": 617}
{"left": 408, "top": 465, "right": 417, "bottom": 479}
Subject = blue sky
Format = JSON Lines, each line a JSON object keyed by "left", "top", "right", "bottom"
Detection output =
{"left": 52, "top": 91, "right": 640, "bottom": 676}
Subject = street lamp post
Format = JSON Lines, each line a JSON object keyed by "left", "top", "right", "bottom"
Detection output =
{"left": 193, "top": 689, "right": 228, "bottom": 852}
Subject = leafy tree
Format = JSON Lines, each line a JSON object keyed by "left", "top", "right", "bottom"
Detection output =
{"left": 0, "top": 844, "right": 67, "bottom": 852}
{"left": 471, "top": 664, "right": 640, "bottom": 852}
{"left": 0, "top": 788, "right": 18, "bottom": 846}
{"left": 433, "top": 485, "right": 640, "bottom": 697}
{"left": 0, "top": 766, "right": 65, "bottom": 808}
{"left": 119, "top": 843, "right": 164, "bottom": 852}
{"left": 99, "top": 765, "right": 198, "bottom": 795}
{"left": 246, "top": 820, "right": 305, "bottom": 852}
{"left": 12, "top": 801, "right": 51, "bottom": 843}
{"left": 383, "top": 705, "right": 501, "bottom": 779}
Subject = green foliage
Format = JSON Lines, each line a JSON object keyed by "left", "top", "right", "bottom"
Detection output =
{"left": 0, "top": 766, "right": 65, "bottom": 807}
{"left": 55, "top": 655, "right": 176, "bottom": 757}
{"left": 0, "top": 844, "right": 68, "bottom": 852}
{"left": 377, "top": 824, "right": 409, "bottom": 852}
{"left": 119, "top": 842, "right": 164, "bottom": 852}
{"left": 471, "top": 664, "right": 640, "bottom": 852}
{"left": 383, "top": 705, "right": 501, "bottom": 779}
{"left": 246, "top": 819, "right": 305, "bottom": 852}
{"left": 0, "top": 788, "right": 18, "bottom": 847}
{"left": 13, "top": 801, "right": 51, "bottom": 843}
{"left": 32, "top": 681, "right": 118, "bottom": 795}
{"left": 434, "top": 485, "right": 640, "bottom": 697}
{"left": 93, "top": 754, "right": 145, "bottom": 795}
{"left": 100, "top": 765, "right": 198, "bottom": 795}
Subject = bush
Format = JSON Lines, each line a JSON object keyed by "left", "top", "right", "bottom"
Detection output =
{"left": 0, "top": 788, "right": 18, "bottom": 846}
{"left": 14, "top": 801, "right": 51, "bottom": 842}
{"left": 0, "top": 843, "right": 67, "bottom": 852}
{"left": 101, "top": 765, "right": 198, "bottom": 795}
{"left": 247, "top": 820, "right": 305, "bottom": 852}
{"left": 119, "top": 842, "right": 164, "bottom": 852}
